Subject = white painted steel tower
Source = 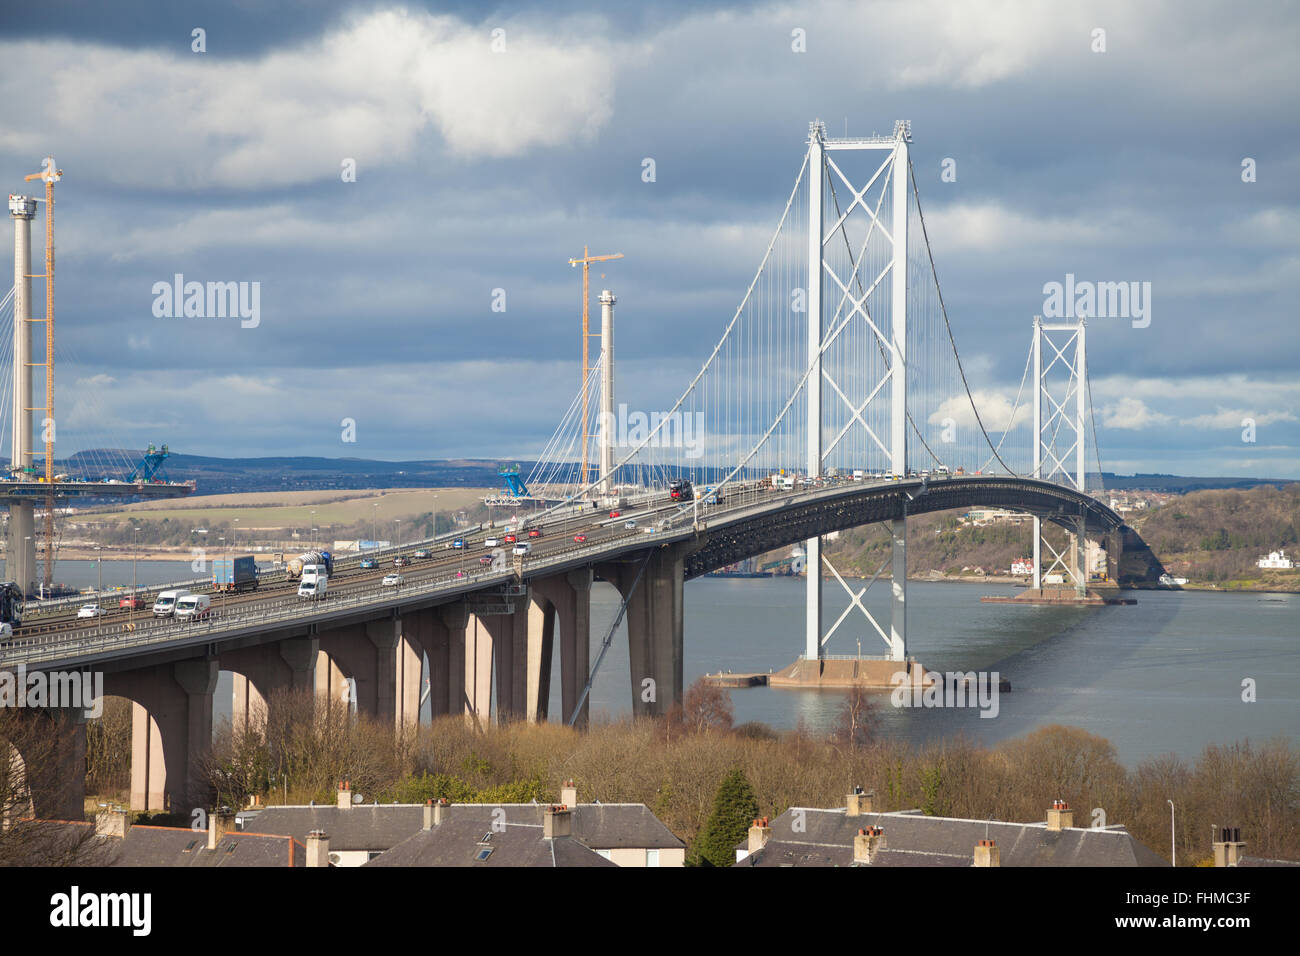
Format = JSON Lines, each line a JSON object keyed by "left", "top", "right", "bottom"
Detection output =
{"left": 804, "top": 120, "right": 911, "bottom": 664}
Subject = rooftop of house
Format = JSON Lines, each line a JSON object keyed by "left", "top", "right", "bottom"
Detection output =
{"left": 241, "top": 804, "right": 427, "bottom": 852}
{"left": 368, "top": 817, "right": 617, "bottom": 868}
{"left": 246, "top": 800, "right": 683, "bottom": 852}
{"left": 12, "top": 819, "right": 304, "bottom": 867}
{"left": 736, "top": 806, "right": 1167, "bottom": 867}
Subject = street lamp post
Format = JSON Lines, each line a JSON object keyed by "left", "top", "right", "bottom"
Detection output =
{"left": 372, "top": 503, "right": 378, "bottom": 551}
{"left": 1168, "top": 800, "right": 1176, "bottom": 867}
{"left": 431, "top": 495, "right": 438, "bottom": 543}
{"left": 94, "top": 546, "right": 102, "bottom": 601}
{"left": 132, "top": 526, "right": 139, "bottom": 608}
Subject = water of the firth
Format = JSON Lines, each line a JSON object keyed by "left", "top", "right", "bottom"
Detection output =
{"left": 38, "top": 560, "right": 1297, "bottom": 766}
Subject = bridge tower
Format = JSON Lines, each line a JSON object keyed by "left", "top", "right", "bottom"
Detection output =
{"left": 1032, "top": 315, "right": 1089, "bottom": 596}
{"left": 804, "top": 120, "right": 911, "bottom": 663}
{"left": 598, "top": 289, "right": 616, "bottom": 497}
{"left": 7, "top": 194, "right": 37, "bottom": 595}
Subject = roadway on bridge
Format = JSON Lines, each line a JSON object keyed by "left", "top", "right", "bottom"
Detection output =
{"left": 0, "top": 474, "right": 1119, "bottom": 670}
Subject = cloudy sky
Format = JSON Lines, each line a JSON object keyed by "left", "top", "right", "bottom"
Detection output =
{"left": 0, "top": 0, "right": 1295, "bottom": 477}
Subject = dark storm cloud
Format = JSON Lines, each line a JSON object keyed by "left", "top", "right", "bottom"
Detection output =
{"left": 0, "top": 0, "right": 1295, "bottom": 471}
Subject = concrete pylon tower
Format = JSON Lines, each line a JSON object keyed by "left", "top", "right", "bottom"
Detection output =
{"left": 598, "top": 289, "right": 616, "bottom": 497}
{"left": 8, "top": 195, "right": 36, "bottom": 595}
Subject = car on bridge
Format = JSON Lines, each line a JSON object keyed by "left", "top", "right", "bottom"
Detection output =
{"left": 394, "top": 556, "right": 410, "bottom": 567}
{"left": 484, "top": 537, "right": 501, "bottom": 548}
{"left": 609, "top": 510, "right": 621, "bottom": 518}
{"left": 512, "top": 543, "right": 530, "bottom": 556}
{"left": 453, "top": 538, "right": 466, "bottom": 549}
{"left": 624, "top": 520, "right": 637, "bottom": 529}
{"left": 527, "top": 528, "right": 542, "bottom": 539}
{"left": 414, "top": 549, "right": 431, "bottom": 559}
{"left": 478, "top": 555, "right": 495, "bottom": 566}
{"left": 382, "top": 573, "right": 403, "bottom": 587}
{"left": 77, "top": 604, "right": 105, "bottom": 619}
{"left": 118, "top": 596, "right": 147, "bottom": 610}
{"left": 503, "top": 534, "right": 517, "bottom": 544}
{"left": 360, "top": 557, "right": 379, "bottom": 570}
{"left": 573, "top": 533, "right": 587, "bottom": 543}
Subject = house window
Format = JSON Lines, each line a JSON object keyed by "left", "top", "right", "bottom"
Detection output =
{"left": 646, "top": 849, "right": 660, "bottom": 867}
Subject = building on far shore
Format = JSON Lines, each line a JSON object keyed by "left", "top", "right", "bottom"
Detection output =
{"left": 1258, "top": 550, "right": 1295, "bottom": 569}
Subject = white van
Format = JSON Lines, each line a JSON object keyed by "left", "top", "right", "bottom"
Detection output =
{"left": 174, "top": 593, "right": 212, "bottom": 621}
{"left": 298, "top": 564, "right": 328, "bottom": 599}
{"left": 153, "top": 588, "right": 193, "bottom": 617}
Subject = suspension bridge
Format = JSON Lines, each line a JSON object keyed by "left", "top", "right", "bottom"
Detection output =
{"left": 0, "top": 122, "right": 1134, "bottom": 818}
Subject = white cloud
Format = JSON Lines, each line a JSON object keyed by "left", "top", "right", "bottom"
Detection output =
{"left": 1181, "top": 407, "right": 1298, "bottom": 429}
{"left": 1101, "top": 397, "right": 1172, "bottom": 430}
{"left": 0, "top": 9, "right": 614, "bottom": 189}
{"left": 930, "top": 389, "right": 1029, "bottom": 432}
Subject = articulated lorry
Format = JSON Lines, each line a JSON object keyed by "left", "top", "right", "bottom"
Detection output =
{"left": 213, "top": 554, "right": 259, "bottom": 592}
{"left": 286, "top": 550, "right": 334, "bottom": 580}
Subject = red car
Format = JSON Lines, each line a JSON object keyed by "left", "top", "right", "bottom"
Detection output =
{"left": 573, "top": 533, "right": 587, "bottom": 543}
{"left": 609, "top": 510, "right": 621, "bottom": 518}
{"left": 479, "top": 556, "right": 494, "bottom": 565}
{"left": 504, "top": 533, "right": 517, "bottom": 544}
{"left": 527, "top": 529, "right": 542, "bottom": 539}
{"left": 119, "top": 596, "right": 146, "bottom": 610}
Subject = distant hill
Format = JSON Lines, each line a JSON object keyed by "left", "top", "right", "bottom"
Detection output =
{"left": 1092, "top": 472, "right": 1297, "bottom": 493}
{"left": 51, "top": 451, "right": 1298, "bottom": 497}
{"left": 62, "top": 450, "right": 526, "bottom": 495}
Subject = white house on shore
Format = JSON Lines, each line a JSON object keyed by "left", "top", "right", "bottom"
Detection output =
{"left": 1258, "top": 550, "right": 1295, "bottom": 570}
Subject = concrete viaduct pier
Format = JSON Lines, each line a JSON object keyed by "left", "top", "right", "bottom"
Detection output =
{"left": 3, "top": 555, "right": 688, "bottom": 818}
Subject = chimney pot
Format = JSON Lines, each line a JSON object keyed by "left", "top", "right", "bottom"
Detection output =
{"left": 853, "top": 826, "right": 885, "bottom": 864}
{"left": 1213, "top": 825, "right": 1246, "bottom": 867}
{"left": 544, "top": 804, "right": 573, "bottom": 839}
{"left": 974, "top": 839, "right": 1000, "bottom": 867}
{"left": 1046, "top": 800, "right": 1074, "bottom": 831}
{"left": 748, "top": 817, "right": 772, "bottom": 854}
{"left": 306, "top": 829, "right": 330, "bottom": 868}
{"left": 94, "top": 808, "right": 130, "bottom": 840}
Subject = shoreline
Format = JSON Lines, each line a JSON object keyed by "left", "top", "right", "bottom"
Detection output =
{"left": 13, "top": 552, "right": 1299, "bottom": 595}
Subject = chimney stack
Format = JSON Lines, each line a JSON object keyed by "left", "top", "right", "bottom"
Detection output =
{"left": 423, "top": 798, "right": 450, "bottom": 830}
{"left": 973, "top": 839, "right": 1000, "bottom": 867}
{"left": 853, "top": 826, "right": 885, "bottom": 864}
{"left": 94, "top": 808, "right": 130, "bottom": 840}
{"left": 560, "top": 779, "right": 578, "bottom": 807}
{"left": 1213, "top": 827, "right": 1246, "bottom": 867}
{"left": 1046, "top": 799, "right": 1073, "bottom": 831}
{"left": 543, "top": 805, "right": 572, "bottom": 839}
{"left": 337, "top": 780, "right": 352, "bottom": 811}
{"left": 306, "top": 829, "right": 330, "bottom": 868}
{"left": 748, "top": 817, "right": 772, "bottom": 853}
{"left": 846, "top": 786, "right": 874, "bottom": 817}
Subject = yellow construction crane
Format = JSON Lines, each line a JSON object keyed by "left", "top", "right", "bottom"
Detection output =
{"left": 568, "top": 246, "right": 623, "bottom": 487}
{"left": 24, "top": 156, "right": 61, "bottom": 590}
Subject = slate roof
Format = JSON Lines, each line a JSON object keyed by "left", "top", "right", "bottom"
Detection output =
{"left": 239, "top": 804, "right": 426, "bottom": 852}
{"left": 368, "top": 818, "right": 616, "bottom": 868}
{"left": 736, "top": 808, "right": 1167, "bottom": 867}
{"left": 17, "top": 821, "right": 304, "bottom": 867}
{"left": 248, "top": 801, "right": 682, "bottom": 855}
{"left": 1238, "top": 855, "right": 1300, "bottom": 867}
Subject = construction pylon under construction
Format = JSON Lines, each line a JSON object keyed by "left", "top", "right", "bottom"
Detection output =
{"left": 567, "top": 245, "right": 622, "bottom": 487}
